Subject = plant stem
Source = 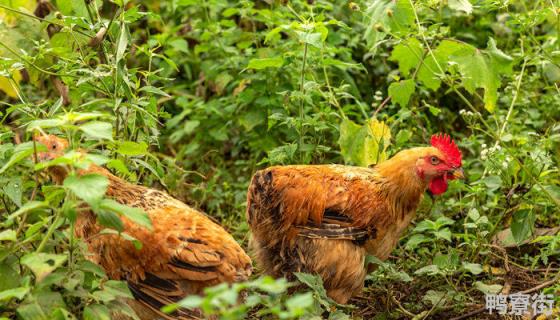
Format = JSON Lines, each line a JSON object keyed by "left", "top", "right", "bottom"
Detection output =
{"left": 299, "top": 43, "right": 308, "bottom": 162}
{"left": 36, "top": 211, "right": 61, "bottom": 253}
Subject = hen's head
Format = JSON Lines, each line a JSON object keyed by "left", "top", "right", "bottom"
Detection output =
{"left": 34, "top": 134, "right": 69, "bottom": 161}
{"left": 33, "top": 134, "right": 70, "bottom": 184}
{"left": 414, "top": 134, "right": 463, "bottom": 195}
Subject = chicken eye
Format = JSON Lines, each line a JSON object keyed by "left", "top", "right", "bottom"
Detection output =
{"left": 52, "top": 144, "right": 57, "bottom": 150}
{"left": 430, "top": 156, "right": 440, "bottom": 165}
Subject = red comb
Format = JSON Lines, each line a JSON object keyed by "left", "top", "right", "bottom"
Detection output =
{"left": 431, "top": 134, "right": 462, "bottom": 167}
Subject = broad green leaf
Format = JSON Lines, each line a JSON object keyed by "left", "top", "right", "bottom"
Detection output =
{"left": 417, "top": 40, "right": 469, "bottom": 90}
{"left": 26, "top": 119, "right": 65, "bottom": 131}
{"left": 285, "top": 292, "right": 314, "bottom": 315}
{"left": 390, "top": 38, "right": 423, "bottom": 77}
{"left": 405, "top": 234, "right": 429, "bottom": 250}
{"left": 388, "top": 79, "right": 415, "bottom": 107}
{"left": 511, "top": 209, "right": 535, "bottom": 243}
{"left": 448, "top": 0, "right": 473, "bottom": 14}
{"left": 422, "top": 290, "right": 446, "bottom": 306}
{"left": 0, "top": 287, "right": 28, "bottom": 302}
{"left": 79, "top": 121, "right": 114, "bottom": 141}
{"left": 98, "top": 229, "right": 143, "bottom": 249}
{"left": 100, "top": 199, "right": 152, "bottom": 230}
{"left": 0, "top": 230, "right": 16, "bottom": 242}
{"left": 338, "top": 118, "right": 391, "bottom": 167}
{"left": 96, "top": 211, "right": 124, "bottom": 232}
{"left": 450, "top": 38, "right": 513, "bottom": 112}
{"left": 3, "top": 177, "right": 22, "bottom": 207}
{"left": 63, "top": 174, "right": 109, "bottom": 205}
{"left": 83, "top": 304, "right": 111, "bottom": 320}
{"left": 21, "top": 253, "right": 67, "bottom": 282}
{"left": 0, "top": 142, "right": 45, "bottom": 174}
{"left": 474, "top": 281, "right": 503, "bottom": 294}
{"left": 295, "top": 31, "right": 323, "bottom": 48}
{"left": 462, "top": 262, "right": 483, "bottom": 275}
{"left": 117, "top": 141, "right": 148, "bottom": 156}
{"left": 247, "top": 57, "right": 284, "bottom": 70}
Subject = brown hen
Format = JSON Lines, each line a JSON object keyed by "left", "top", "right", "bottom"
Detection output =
{"left": 246, "top": 134, "right": 464, "bottom": 304}
{"left": 35, "top": 134, "right": 252, "bottom": 320}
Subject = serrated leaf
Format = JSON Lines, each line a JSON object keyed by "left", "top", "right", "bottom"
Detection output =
{"left": 450, "top": 38, "right": 513, "bottom": 112}
{"left": 338, "top": 118, "right": 391, "bottom": 167}
{"left": 64, "top": 174, "right": 108, "bottom": 205}
{"left": 247, "top": 57, "right": 284, "bottom": 70}
{"left": 405, "top": 234, "right": 429, "bottom": 250}
{"left": 139, "top": 86, "right": 171, "bottom": 97}
{"left": 79, "top": 121, "right": 113, "bottom": 141}
{"left": 388, "top": 79, "right": 415, "bottom": 107}
{"left": 100, "top": 199, "right": 152, "bottom": 230}
{"left": 96, "top": 211, "right": 124, "bottom": 232}
{"left": 21, "top": 253, "right": 67, "bottom": 282}
{"left": 390, "top": 38, "right": 423, "bottom": 77}
{"left": 417, "top": 40, "right": 469, "bottom": 90}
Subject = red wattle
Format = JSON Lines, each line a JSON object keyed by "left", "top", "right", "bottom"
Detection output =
{"left": 429, "top": 175, "right": 448, "bottom": 195}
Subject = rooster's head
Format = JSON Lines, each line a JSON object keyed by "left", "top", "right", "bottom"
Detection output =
{"left": 414, "top": 134, "right": 463, "bottom": 195}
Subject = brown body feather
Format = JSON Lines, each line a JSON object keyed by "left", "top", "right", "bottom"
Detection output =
{"left": 247, "top": 148, "right": 444, "bottom": 303}
{"left": 35, "top": 136, "right": 252, "bottom": 320}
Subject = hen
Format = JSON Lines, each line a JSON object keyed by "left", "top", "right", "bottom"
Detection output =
{"left": 246, "top": 134, "right": 464, "bottom": 303}
{"left": 35, "top": 135, "right": 252, "bottom": 320}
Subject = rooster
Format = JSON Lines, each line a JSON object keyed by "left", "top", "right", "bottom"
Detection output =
{"left": 246, "top": 134, "right": 464, "bottom": 303}
{"left": 35, "top": 134, "right": 252, "bottom": 320}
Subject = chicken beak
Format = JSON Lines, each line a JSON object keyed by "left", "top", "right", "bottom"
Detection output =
{"left": 451, "top": 168, "right": 465, "bottom": 180}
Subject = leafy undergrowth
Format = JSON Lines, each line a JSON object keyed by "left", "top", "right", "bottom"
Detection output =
{"left": 0, "top": 0, "right": 559, "bottom": 319}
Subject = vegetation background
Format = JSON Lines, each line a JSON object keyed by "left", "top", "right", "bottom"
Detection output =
{"left": 0, "top": 0, "right": 559, "bottom": 319}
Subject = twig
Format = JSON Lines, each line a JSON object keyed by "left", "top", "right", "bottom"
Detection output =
{"left": 519, "top": 275, "right": 560, "bottom": 294}
{"left": 373, "top": 96, "right": 391, "bottom": 117}
{"left": 389, "top": 293, "right": 415, "bottom": 318}
{"left": 449, "top": 306, "right": 485, "bottom": 320}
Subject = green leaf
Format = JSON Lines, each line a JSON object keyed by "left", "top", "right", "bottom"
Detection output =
{"left": 98, "top": 229, "right": 143, "bottom": 249}
{"left": 116, "top": 141, "right": 148, "bottom": 156}
{"left": 79, "top": 121, "right": 114, "bottom": 141}
{"left": 448, "top": 0, "right": 473, "bottom": 14}
{"left": 296, "top": 31, "right": 323, "bottom": 48}
{"left": 6, "top": 201, "right": 49, "bottom": 221}
{"left": 3, "top": 177, "right": 22, "bottom": 206}
{"left": 64, "top": 174, "right": 109, "bottom": 205}
{"left": 0, "top": 287, "right": 28, "bottom": 302}
{"left": 390, "top": 38, "right": 423, "bottom": 77}
{"left": 414, "top": 264, "right": 441, "bottom": 276}
{"left": 474, "top": 281, "right": 503, "bottom": 294}
{"left": 115, "top": 23, "right": 128, "bottom": 62}
{"left": 462, "top": 262, "right": 483, "bottom": 275}
{"left": 0, "top": 142, "right": 45, "bottom": 174}
{"left": 83, "top": 304, "right": 111, "bottom": 320}
{"left": 511, "top": 209, "right": 535, "bottom": 243}
{"left": 0, "top": 230, "right": 16, "bottom": 242}
{"left": 450, "top": 38, "right": 513, "bottom": 112}
{"left": 96, "top": 211, "right": 124, "bottom": 232}
{"left": 417, "top": 40, "right": 469, "bottom": 90}
{"left": 139, "top": 86, "right": 171, "bottom": 97}
{"left": 388, "top": 79, "right": 415, "bottom": 107}
{"left": 405, "top": 234, "right": 429, "bottom": 250}
{"left": 338, "top": 118, "right": 392, "bottom": 167}
{"left": 100, "top": 199, "right": 152, "bottom": 230}
{"left": 247, "top": 57, "right": 284, "bottom": 70}
{"left": 364, "top": 0, "right": 415, "bottom": 54}
{"left": 21, "top": 253, "right": 67, "bottom": 282}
